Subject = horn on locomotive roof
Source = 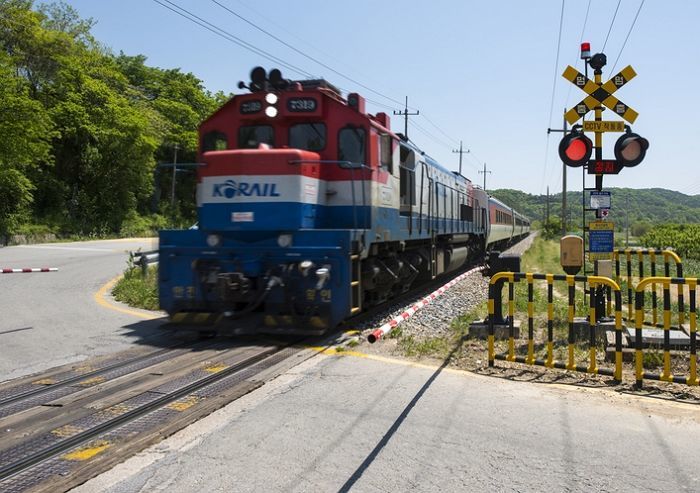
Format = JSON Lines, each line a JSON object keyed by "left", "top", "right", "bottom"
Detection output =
{"left": 250, "top": 66, "right": 267, "bottom": 92}
{"left": 269, "top": 68, "right": 290, "bottom": 90}
{"left": 240, "top": 67, "right": 291, "bottom": 92}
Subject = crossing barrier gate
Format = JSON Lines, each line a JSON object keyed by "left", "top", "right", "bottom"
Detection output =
{"left": 487, "top": 272, "right": 623, "bottom": 381}
{"left": 613, "top": 249, "right": 683, "bottom": 327}
{"left": 634, "top": 277, "right": 697, "bottom": 388}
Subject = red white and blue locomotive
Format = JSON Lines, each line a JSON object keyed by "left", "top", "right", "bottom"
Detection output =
{"left": 158, "top": 68, "right": 529, "bottom": 333}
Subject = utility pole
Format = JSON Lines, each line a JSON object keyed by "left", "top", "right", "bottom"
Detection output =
{"left": 478, "top": 163, "right": 491, "bottom": 191}
{"left": 170, "top": 144, "right": 179, "bottom": 208}
{"left": 452, "top": 141, "right": 469, "bottom": 175}
{"left": 393, "top": 96, "right": 419, "bottom": 139}
{"left": 546, "top": 186, "right": 550, "bottom": 223}
{"left": 547, "top": 108, "right": 569, "bottom": 235}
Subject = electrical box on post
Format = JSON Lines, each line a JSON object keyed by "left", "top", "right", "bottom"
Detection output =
{"left": 594, "top": 259, "right": 613, "bottom": 279}
{"left": 560, "top": 235, "right": 584, "bottom": 275}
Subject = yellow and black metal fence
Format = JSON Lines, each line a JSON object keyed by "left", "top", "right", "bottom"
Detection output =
{"left": 487, "top": 272, "right": 623, "bottom": 381}
{"left": 634, "top": 277, "right": 697, "bottom": 388}
{"left": 614, "top": 248, "right": 684, "bottom": 326}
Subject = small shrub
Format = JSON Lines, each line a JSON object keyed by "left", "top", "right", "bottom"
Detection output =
{"left": 112, "top": 265, "right": 159, "bottom": 310}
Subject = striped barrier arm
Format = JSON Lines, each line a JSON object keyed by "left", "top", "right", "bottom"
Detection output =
{"left": 1, "top": 268, "right": 58, "bottom": 273}
{"left": 367, "top": 266, "right": 484, "bottom": 343}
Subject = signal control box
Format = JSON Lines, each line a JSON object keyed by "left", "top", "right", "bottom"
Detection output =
{"left": 560, "top": 235, "right": 584, "bottom": 275}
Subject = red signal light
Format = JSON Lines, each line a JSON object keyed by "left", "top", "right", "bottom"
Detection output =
{"left": 614, "top": 132, "right": 649, "bottom": 167}
{"left": 580, "top": 42, "right": 591, "bottom": 59}
{"left": 558, "top": 131, "right": 593, "bottom": 167}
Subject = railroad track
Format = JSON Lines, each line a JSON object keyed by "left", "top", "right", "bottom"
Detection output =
{"left": 0, "top": 337, "right": 313, "bottom": 493}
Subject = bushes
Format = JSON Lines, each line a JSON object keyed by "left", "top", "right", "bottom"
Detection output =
{"left": 640, "top": 224, "right": 700, "bottom": 260}
{"left": 112, "top": 264, "right": 159, "bottom": 311}
{"left": 0, "top": 167, "right": 35, "bottom": 235}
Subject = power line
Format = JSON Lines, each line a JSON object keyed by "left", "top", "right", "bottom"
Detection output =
{"left": 542, "top": 0, "right": 566, "bottom": 195}
{"left": 602, "top": 0, "right": 622, "bottom": 51}
{"left": 420, "top": 113, "right": 459, "bottom": 146}
{"left": 411, "top": 120, "right": 453, "bottom": 151}
{"left": 546, "top": 0, "right": 566, "bottom": 129}
{"left": 152, "top": 0, "right": 314, "bottom": 78}
{"left": 155, "top": 0, "right": 476, "bottom": 172}
{"left": 565, "top": 0, "right": 592, "bottom": 112}
{"left": 610, "top": 0, "right": 645, "bottom": 73}
{"left": 210, "top": 0, "right": 416, "bottom": 111}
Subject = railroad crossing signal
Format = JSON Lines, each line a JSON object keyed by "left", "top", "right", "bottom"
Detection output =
{"left": 559, "top": 130, "right": 592, "bottom": 167}
{"left": 562, "top": 65, "right": 639, "bottom": 125}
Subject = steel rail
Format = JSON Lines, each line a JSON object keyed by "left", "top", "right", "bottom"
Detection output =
{"left": 0, "top": 345, "right": 187, "bottom": 409}
{"left": 0, "top": 343, "right": 292, "bottom": 481}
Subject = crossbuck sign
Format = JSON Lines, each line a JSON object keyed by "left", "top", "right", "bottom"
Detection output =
{"left": 562, "top": 65, "right": 639, "bottom": 125}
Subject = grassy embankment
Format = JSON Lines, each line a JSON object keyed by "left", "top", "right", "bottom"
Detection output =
{"left": 112, "top": 254, "right": 159, "bottom": 311}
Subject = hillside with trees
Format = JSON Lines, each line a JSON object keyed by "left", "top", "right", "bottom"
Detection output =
{"left": 490, "top": 187, "right": 700, "bottom": 235}
{"left": 0, "top": 0, "right": 227, "bottom": 238}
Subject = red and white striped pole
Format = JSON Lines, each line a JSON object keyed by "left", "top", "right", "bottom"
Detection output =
{"left": 1, "top": 268, "right": 58, "bottom": 274}
{"left": 367, "top": 265, "right": 483, "bottom": 343}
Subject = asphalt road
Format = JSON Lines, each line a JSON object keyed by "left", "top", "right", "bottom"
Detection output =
{"left": 74, "top": 351, "right": 700, "bottom": 493}
{"left": 0, "top": 238, "right": 168, "bottom": 381}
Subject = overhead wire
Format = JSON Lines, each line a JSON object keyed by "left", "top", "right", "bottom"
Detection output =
{"left": 565, "top": 0, "right": 592, "bottom": 108}
{"left": 419, "top": 113, "right": 460, "bottom": 147}
{"left": 541, "top": 0, "right": 566, "bottom": 195}
{"left": 152, "top": 0, "right": 314, "bottom": 78}
{"left": 210, "top": 0, "right": 417, "bottom": 112}
{"left": 410, "top": 121, "right": 456, "bottom": 152}
{"left": 216, "top": 0, "right": 484, "bottom": 165}
{"left": 602, "top": 0, "right": 622, "bottom": 51}
{"left": 156, "top": 0, "right": 482, "bottom": 172}
{"left": 610, "top": 0, "right": 645, "bottom": 74}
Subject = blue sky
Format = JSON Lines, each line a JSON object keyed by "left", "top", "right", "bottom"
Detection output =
{"left": 44, "top": 1, "right": 700, "bottom": 195}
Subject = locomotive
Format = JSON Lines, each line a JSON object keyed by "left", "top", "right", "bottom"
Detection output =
{"left": 158, "top": 67, "right": 530, "bottom": 334}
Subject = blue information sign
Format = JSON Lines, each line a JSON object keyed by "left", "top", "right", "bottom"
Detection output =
{"left": 589, "top": 221, "right": 614, "bottom": 260}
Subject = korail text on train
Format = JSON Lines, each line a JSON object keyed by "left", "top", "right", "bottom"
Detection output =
{"left": 158, "top": 67, "right": 530, "bottom": 334}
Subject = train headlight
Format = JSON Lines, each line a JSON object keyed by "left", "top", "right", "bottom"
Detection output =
{"left": 299, "top": 260, "right": 314, "bottom": 276}
{"left": 265, "top": 106, "right": 278, "bottom": 118}
{"left": 265, "top": 93, "right": 278, "bottom": 104}
{"left": 315, "top": 266, "right": 331, "bottom": 290}
{"left": 277, "top": 234, "right": 293, "bottom": 247}
{"left": 206, "top": 234, "right": 222, "bottom": 247}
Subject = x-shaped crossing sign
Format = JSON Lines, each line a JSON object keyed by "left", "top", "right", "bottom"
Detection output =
{"left": 562, "top": 65, "right": 638, "bottom": 125}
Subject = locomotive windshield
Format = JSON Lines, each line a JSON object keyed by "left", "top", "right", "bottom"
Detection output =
{"left": 238, "top": 125, "right": 274, "bottom": 149}
{"left": 338, "top": 126, "right": 366, "bottom": 165}
{"left": 289, "top": 123, "right": 326, "bottom": 151}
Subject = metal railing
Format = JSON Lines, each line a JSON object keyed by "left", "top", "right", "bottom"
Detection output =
{"left": 634, "top": 276, "right": 698, "bottom": 388}
{"left": 613, "top": 248, "right": 684, "bottom": 326}
{"left": 487, "top": 272, "right": 623, "bottom": 381}
{"left": 132, "top": 250, "right": 158, "bottom": 275}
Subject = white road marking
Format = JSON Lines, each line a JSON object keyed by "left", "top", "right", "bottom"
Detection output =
{"left": 15, "top": 245, "right": 125, "bottom": 253}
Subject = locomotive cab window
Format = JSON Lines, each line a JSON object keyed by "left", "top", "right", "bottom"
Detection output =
{"left": 399, "top": 145, "right": 416, "bottom": 214}
{"left": 238, "top": 125, "right": 274, "bottom": 149}
{"left": 290, "top": 123, "right": 326, "bottom": 152}
{"left": 338, "top": 126, "right": 366, "bottom": 165}
{"left": 379, "top": 133, "right": 393, "bottom": 172}
{"left": 202, "top": 131, "right": 228, "bottom": 152}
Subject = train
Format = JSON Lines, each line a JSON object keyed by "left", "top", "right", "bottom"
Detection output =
{"left": 158, "top": 67, "right": 530, "bottom": 334}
